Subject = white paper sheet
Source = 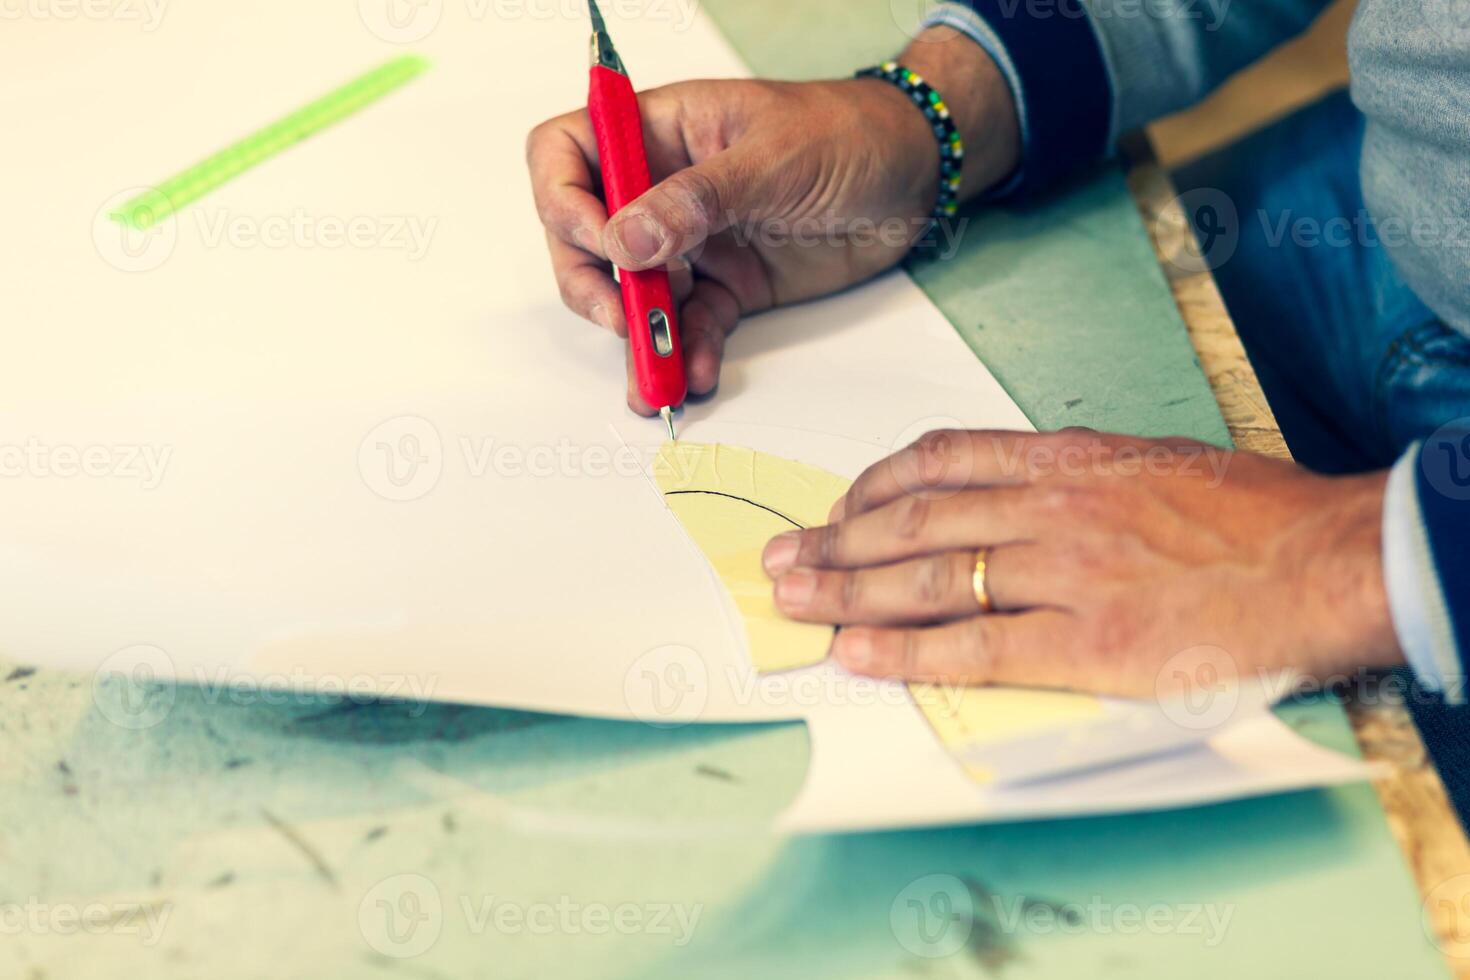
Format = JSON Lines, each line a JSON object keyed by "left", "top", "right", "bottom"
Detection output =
{"left": 4, "top": 0, "right": 1370, "bottom": 829}
{"left": 781, "top": 665, "right": 1373, "bottom": 833}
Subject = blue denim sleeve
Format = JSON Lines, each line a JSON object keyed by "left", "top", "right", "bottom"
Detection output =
{"left": 921, "top": 0, "right": 1333, "bottom": 198}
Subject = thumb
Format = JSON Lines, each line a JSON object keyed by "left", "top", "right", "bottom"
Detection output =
{"left": 602, "top": 146, "right": 759, "bottom": 270}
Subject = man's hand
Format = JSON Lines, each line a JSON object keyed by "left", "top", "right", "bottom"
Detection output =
{"left": 761, "top": 430, "right": 1404, "bottom": 697}
{"left": 525, "top": 29, "right": 1020, "bottom": 414}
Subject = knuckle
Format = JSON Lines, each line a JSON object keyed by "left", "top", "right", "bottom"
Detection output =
{"left": 1047, "top": 488, "right": 1107, "bottom": 524}
{"left": 905, "top": 429, "right": 974, "bottom": 489}
{"left": 1090, "top": 604, "right": 1141, "bottom": 658}
{"left": 803, "top": 526, "right": 838, "bottom": 566}
{"left": 541, "top": 197, "right": 576, "bottom": 235}
{"left": 1035, "top": 486, "right": 1078, "bottom": 517}
{"left": 524, "top": 121, "right": 548, "bottom": 167}
{"left": 1051, "top": 427, "right": 1099, "bottom": 448}
{"left": 555, "top": 275, "right": 576, "bottom": 308}
{"left": 891, "top": 494, "right": 931, "bottom": 542}
{"left": 838, "top": 571, "right": 863, "bottom": 616}
{"left": 843, "top": 469, "right": 876, "bottom": 514}
{"left": 1048, "top": 538, "right": 1104, "bottom": 581}
{"left": 554, "top": 271, "right": 583, "bottom": 310}
{"left": 899, "top": 629, "right": 923, "bottom": 679}
{"left": 662, "top": 170, "right": 720, "bottom": 239}
{"left": 913, "top": 428, "right": 962, "bottom": 462}
{"left": 912, "top": 554, "right": 954, "bottom": 607}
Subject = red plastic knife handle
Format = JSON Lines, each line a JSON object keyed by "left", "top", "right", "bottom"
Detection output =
{"left": 588, "top": 63, "right": 687, "bottom": 412}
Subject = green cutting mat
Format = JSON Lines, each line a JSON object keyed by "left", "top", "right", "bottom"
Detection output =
{"left": 0, "top": 2, "right": 1444, "bottom": 979}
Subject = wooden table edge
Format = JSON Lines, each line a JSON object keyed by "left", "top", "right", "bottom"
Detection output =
{"left": 1124, "top": 147, "right": 1470, "bottom": 976}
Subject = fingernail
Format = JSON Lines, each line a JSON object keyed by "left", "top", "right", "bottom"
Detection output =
{"left": 834, "top": 630, "right": 875, "bottom": 671}
{"left": 589, "top": 303, "right": 613, "bottom": 332}
{"left": 763, "top": 532, "right": 800, "bottom": 575}
{"left": 614, "top": 213, "right": 665, "bottom": 265}
{"left": 775, "top": 568, "right": 817, "bottom": 608}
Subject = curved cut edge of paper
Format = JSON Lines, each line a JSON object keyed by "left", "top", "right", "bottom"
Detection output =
{"left": 654, "top": 442, "right": 847, "bottom": 673}
{"left": 654, "top": 441, "right": 1105, "bottom": 787}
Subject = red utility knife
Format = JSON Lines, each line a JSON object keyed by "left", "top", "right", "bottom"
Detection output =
{"left": 586, "top": 0, "right": 686, "bottom": 440}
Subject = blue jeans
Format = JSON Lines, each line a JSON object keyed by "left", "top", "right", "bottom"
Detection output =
{"left": 1175, "top": 95, "right": 1470, "bottom": 827}
{"left": 1173, "top": 91, "right": 1470, "bottom": 475}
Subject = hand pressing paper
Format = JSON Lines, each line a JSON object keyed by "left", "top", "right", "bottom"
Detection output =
{"left": 647, "top": 441, "right": 1371, "bottom": 829}
{"left": 654, "top": 441, "right": 1108, "bottom": 778}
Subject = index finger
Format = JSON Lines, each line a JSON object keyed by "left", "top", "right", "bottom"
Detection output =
{"left": 834, "top": 429, "right": 1139, "bottom": 521}
{"left": 833, "top": 430, "right": 1032, "bottom": 522}
{"left": 526, "top": 111, "right": 611, "bottom": 255}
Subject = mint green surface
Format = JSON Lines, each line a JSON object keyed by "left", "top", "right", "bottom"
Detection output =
{"left": 2, "top": 4, "right": 1446, "bottom": 979}
{"left": 110, "top": 55, "right": 428, "bottom": 230}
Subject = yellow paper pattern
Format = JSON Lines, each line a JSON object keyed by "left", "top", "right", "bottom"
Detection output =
{"left": 654, "top": 442, "right": 846, "bottom": 673}
{"left": 909, "top": 684, "right": 1103, "bottom": 781}
{"left": 653, "top": 442, "right": 1103, "bottom": 782}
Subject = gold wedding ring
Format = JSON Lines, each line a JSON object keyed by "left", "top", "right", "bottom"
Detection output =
{"left": 972, "top": 547, "right": 994, "bottom": 613}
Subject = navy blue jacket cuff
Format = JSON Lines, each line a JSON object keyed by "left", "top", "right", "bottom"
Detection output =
{"left": 1416, "top": 426, "right": 1470, "bottom": 671}
{"left": 952, "top": 0, "right": 1113, "bottom": 199}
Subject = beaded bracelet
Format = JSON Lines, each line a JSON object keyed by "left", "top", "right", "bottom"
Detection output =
{"left": 855, "top": 60, "right": 964, "bottom": 227}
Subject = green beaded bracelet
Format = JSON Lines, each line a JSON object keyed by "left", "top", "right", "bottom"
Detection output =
{"left": 856, "top": 60, "right": 965, "bottom": 226}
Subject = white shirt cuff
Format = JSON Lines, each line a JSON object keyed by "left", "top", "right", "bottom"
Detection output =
{"left": 1383, "top": 444, "right": 1466, "bottom": 703}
